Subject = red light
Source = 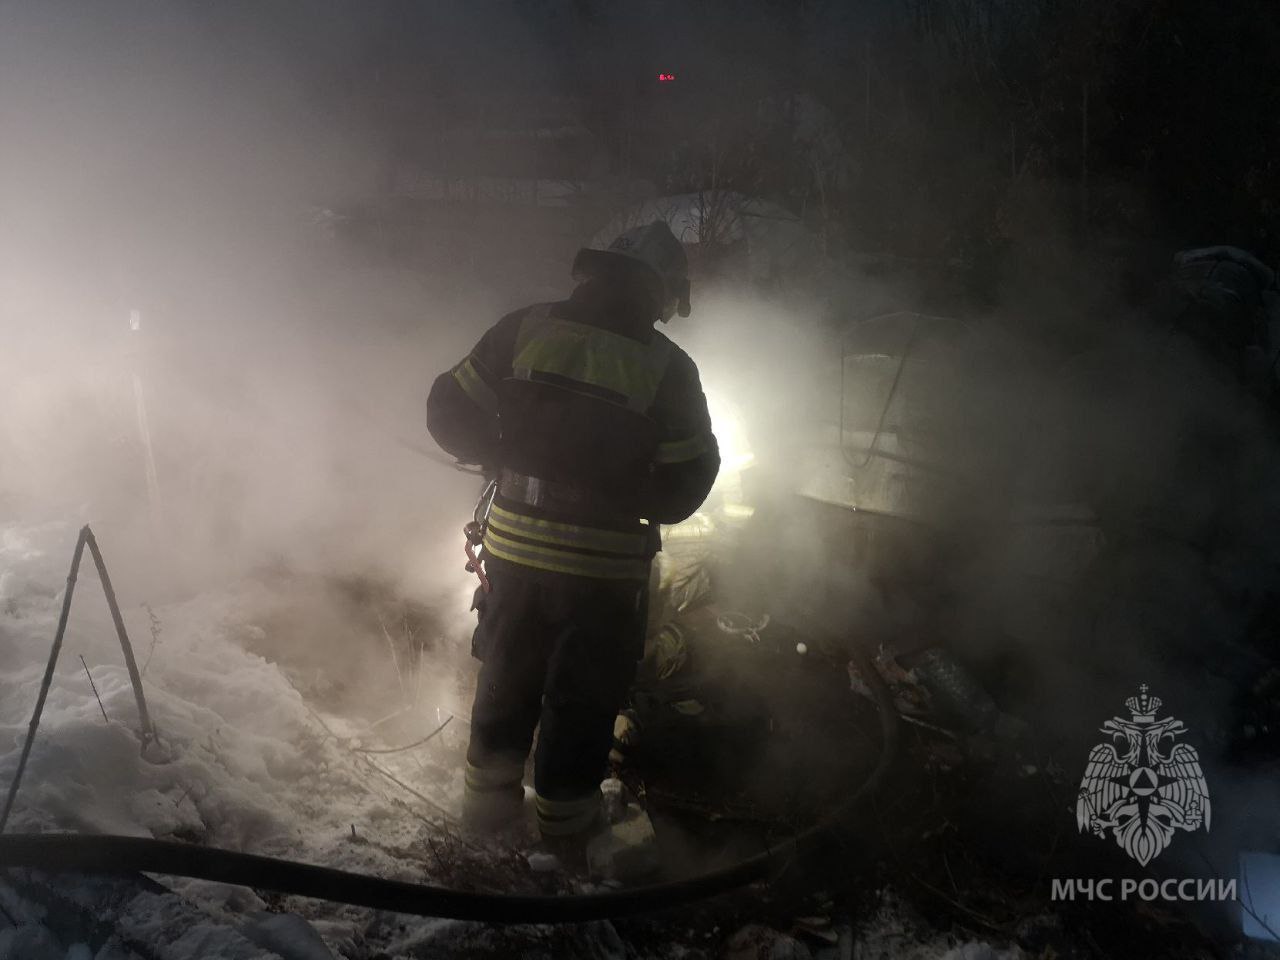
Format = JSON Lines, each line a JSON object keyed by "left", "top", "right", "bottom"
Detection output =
{"left": 657, "top": 73, "right": 676, "bottom": 83}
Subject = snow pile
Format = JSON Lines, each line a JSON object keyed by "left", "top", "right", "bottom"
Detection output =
{"left": 0, "top": 523, "right": 458, "bottom": 859}
{"left": 0, "top": 871, "right": 302, "bottom": 959}
{"left": 0, "top": 520, "right": 482, "bottom": 956}
{"left": 0, "top": 520, "right": 668, "bottom": 959}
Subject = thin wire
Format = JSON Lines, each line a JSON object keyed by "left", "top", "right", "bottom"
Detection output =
{"left": 848, "top": 315, "right": 920, "bottom": 470}
{"left": 79, "top": 655, "right": 110, "bottom": 723}
{"left": 356, "top": 754, "right": 459, "bottom": 828}
{"left": 351, "top": 716, "right": 454, "bottom": 755}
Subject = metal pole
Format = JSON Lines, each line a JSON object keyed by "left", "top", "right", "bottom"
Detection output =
{"left": 84, "top": 528, "right": 155, "bottom": 747}
{"left": 0, "top": 527, "right": 89, "bottom": 833}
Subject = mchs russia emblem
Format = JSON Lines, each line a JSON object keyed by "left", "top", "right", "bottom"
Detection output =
{"left": 1076, "top": 685, "right": 1210, "bottom": 865}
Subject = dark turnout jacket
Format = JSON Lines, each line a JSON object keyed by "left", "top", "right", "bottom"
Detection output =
{"left": 428, "top": 281, "right": 720, "bottom": 580}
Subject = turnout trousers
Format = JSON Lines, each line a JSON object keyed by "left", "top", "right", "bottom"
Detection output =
{"left": 463, "top": 556, "right": 647, "bottom": 837}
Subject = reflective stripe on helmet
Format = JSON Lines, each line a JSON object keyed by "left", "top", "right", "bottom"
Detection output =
{"left": 483, "top": 528, "right": 650, "bottom": 580}
{"left": 510, "top": 312, "right": 672, "bottom": 413}
{"left": 451, "top": 356, "right": 499, "bottom": 415}
{"left": 655, "top": 432, "right": 713, "bottom": 464}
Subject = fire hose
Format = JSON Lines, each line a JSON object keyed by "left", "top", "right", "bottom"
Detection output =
{"left": 0, "top": 643, "right": 899, "bottom": 924}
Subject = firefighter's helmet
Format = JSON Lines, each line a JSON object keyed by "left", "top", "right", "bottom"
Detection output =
{"left": 573, "top": 220, "right": 691, "bottom": 321}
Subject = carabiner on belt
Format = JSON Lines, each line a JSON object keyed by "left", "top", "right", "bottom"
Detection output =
{"left": 463, "top": 477, "right": 497, "bottom": 593}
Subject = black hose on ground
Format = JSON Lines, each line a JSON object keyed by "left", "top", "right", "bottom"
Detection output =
{"left": 0, "top": 645, "right": 899, "bottom": 924}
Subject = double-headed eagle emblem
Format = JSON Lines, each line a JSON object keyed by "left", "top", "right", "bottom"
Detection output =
{"left": 1076, "top": 685, "right": 1210, "bottom": 865}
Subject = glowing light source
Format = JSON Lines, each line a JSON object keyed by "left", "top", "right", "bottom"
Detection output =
{"left": 664, "top": 388, "right": 755, "bottom": 536}
{"left": 707, "top": 391, "right": 754, "bottom": 476}
{"left": 657, "top": 73, "right": 676, "bottom": 83}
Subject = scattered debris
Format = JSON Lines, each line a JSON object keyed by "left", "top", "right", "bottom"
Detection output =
{"left": 725, "top": 923, "right": 813, "bottom": 960}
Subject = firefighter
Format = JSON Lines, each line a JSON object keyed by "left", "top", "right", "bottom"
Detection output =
{"left": 426, "top": 221, "right": 720, "bottom": 852}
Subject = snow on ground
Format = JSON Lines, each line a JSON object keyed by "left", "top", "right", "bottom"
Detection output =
{"left": 0, "top": 519, "right": 495, "bottom": 957}
{"left": 0, "top": 520, "right": 1024, "bottom": 959}
{"left": 0, "top": 522, "right": 459, "bottom": 857}
{"left": 0, "top": 520, "right": 690, "bottom": 958}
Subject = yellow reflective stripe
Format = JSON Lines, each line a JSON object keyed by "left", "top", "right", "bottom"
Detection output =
{"left": 464, "top": 760, "right": 524, "bottom": 791}
{"left": 489, "top": 503, "right": 647, "bottom": 555}
{"left": 535, "top": 791, "right": 600, "bottom": 836}
{"left": 511, "top": 315, "right": 671, "bottom": 412}
{"left": 452, "top": 357, "right": 498, "bottom": 415}
{"left": 655, "top": 433, "right": 712, "bottom": 464}
{"left": 484, "top": 529, "right": 650, "bottom": 580}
